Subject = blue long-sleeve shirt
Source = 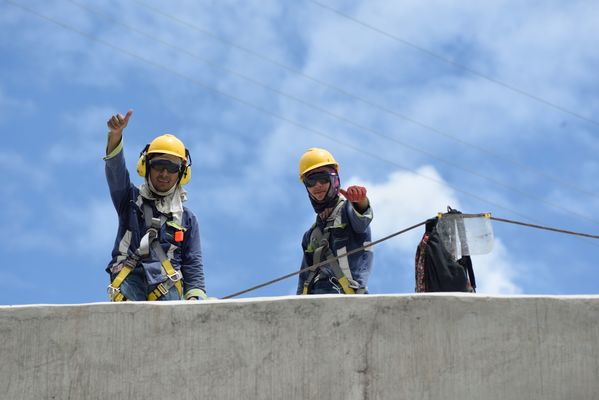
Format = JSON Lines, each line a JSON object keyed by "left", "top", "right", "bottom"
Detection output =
{"left": 297, "top": 198, "right": 373, "bottom": 294}
{"left": 104, "top": 143, "right": 205, "bottom": 298}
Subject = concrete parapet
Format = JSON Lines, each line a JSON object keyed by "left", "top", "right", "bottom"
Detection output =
{"left": 1, "top": 294, "right": 598, "bottom": 399}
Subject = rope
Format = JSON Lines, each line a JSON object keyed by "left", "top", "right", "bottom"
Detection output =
{"left": 222, "top": 220, "right": 428, "bottom": 299}
{"left": 223, "top": 214, "right": 599, "bottom": 299}
{"left": 490, "top": 216, "right": 599, "bottom": 239}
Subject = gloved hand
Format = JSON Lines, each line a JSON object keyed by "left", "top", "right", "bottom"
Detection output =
{"left": 339, "top": 185, "right": 367, "bottom": 203}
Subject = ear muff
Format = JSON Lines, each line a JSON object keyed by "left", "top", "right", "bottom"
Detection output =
{"left": 136, "top": 144, "right": 150, "bottom": 177}
{"left": 179, "top": 149, "right": 192, "bottom": 185}
{"left": 137, "top": 144, "right": 192, "bottom": 185}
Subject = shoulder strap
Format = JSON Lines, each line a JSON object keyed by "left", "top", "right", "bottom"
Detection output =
{"left": 142, "top": 201, "right": 183, "bottom": 300}
{"left": 142, "top": 201, "right": 167, "bottom": 230}
{"left": 325, "top": 199, "right": 346, "bottom": 229}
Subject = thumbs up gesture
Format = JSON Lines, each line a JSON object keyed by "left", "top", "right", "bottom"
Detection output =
{"left": 107, "top": 109, "right": 133, "bottom": 136}
{"left": 106, "top": 109, "right": 133, "bottom": 155}
{"left": 339, "top": 185, "right": 369, "bottom": 212}
{"left": 339, "top": 186, "right": 367, "bottom": 202}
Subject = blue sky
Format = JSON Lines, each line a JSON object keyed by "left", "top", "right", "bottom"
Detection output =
{"left": 1, "top": 0, "right": 597, "bottom": 305}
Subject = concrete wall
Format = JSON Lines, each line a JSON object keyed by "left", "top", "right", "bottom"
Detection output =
{"left": 1, "top": 294, "right": 598, "bottom": 400}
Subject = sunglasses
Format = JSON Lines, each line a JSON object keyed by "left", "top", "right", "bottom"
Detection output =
{"left": 304, "top": 172, "right": 336, "bottom": 188}
{"left": 149, "top": 159, "right": 182, "bottom": 174}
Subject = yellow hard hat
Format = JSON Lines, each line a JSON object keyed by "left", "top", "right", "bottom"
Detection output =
{"left": 137, "top": 134, "right": 192, "bottom": 185}
{"left": 299, "top": 147, "right": 339, "bottom": 180}
{"left": 147, "top": 134, "right": 186, "bottom": 159}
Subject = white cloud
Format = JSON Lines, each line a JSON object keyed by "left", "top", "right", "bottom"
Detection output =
{"left": 351, "top": 166, "right": 522, "bottom": 294}
{"left": 2, "top": 0, "right": 595, "bottom": 302}
{"left": 471, "top": 239, "right": 522, "bottom": 294}
{"left": 349, "top": 166, "right": 461, "bottom": 252}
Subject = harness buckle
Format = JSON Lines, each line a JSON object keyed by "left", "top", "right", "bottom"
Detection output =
{"left": 107, "top": 285, "right": 121, "bottom": 300}
{"left": 124, "top": 256, "right": 138, "bottom": 269}
{"left": 167, "top": 270, "right": 183, "bottom": 282}
{"left": 156, "top": 283, "right": 168, "bottom": 296}
{"left": 150, "top": 217, "right": 162, "bottom": 229}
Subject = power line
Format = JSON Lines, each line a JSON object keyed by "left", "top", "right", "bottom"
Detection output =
{"left": 6, "top": 1, "right": 593, "bottom": 230}
{"left": 130, "top": 0, "right": 599, "bottom": 201}
{"left": 63, "top": 0, "right": 599, "bottom": 226}
{"left": 308, "top": 0, "right": 599, "bottom": 128}
{"left": 223, "top": 220, "right": 428, "bottom": 299}
{"left": 223, "top": 214, "right": 599, "bottom": 299}
{"left": 490, "top": 216, "right": 599, "bottom": 239}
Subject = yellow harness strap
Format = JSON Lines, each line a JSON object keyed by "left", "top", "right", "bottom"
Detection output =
{"left": 335, "top": 275, "right": 356, "bottom": 295}
{"left": 108, "top": 267, "right": 132, "bottom": 301}
{"left": 108, "top": 202, "right": 184, "bottom": 302}
{"left": 108, "top": 256, "right": 140, "bottom": 302}
{"left": 146, "top": 257, "right": 183, "bottom": 301}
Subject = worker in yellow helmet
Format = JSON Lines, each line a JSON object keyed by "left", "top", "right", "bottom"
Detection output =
{"left": 297, "top": 148, "right": 374, "bottom": 295}
{"left": 103, "top": 109, "right": 208, "bottom": 302}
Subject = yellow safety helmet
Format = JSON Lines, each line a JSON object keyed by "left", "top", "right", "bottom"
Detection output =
{"left": 298, "top": 147, "right": 339, "bottom": 181}
{"left": 136, "top": 134, "right": 192, "bottom": 185}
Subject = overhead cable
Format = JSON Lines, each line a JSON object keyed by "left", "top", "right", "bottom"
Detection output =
{"left": 490, "top": 216, "right": 599, "bottom": 239}
{"left": 308, "top": 0, "right": 599, "bottom": 128}
{"left": 61, "top": 0, "right": 599, "bottom": 226}
{"left": 7, "top": 1, "right": 595, "bottom": 230}
{"left": 129, "top": 0, "right": 599, "bottom": 201}
{"left": 223, "top": 214, "right": 599, "bottom": 299}
{"left": 222, "top": 220, "right": 428, "bottom": 299}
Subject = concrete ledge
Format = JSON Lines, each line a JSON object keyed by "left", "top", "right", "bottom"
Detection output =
{"left": 1, "top": 294, "right": 598, "bottom": 400}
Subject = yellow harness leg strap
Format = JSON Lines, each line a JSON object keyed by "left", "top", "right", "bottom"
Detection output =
{"left": 108, "top": 255, "right": 140, "bottom": 302}
{"left": 108, "top": 266, "right": 133, "bottom": 302}
{"left": 326, "top": 254, "right": 355, "bottom": 295}
{"left": 335, "top": 275, "right": 356, "bottom": 295}
{"left": 147, "top": 257, "right": 183, "bottom": 301}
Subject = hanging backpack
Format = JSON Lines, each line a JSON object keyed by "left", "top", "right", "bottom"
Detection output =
{"left": 415, "top": 208, "right": 477, "bottom": 293}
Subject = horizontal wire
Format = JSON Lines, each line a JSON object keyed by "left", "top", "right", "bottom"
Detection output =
{"left": 223, "top": 220, "right": 428, "bottom": 299}
{"left": 490, "top": 216, "right": 599, "bottom": 239}
{"left": 224, "top": 213, "right": 599, "bottom": 299}
{"left": 58, "top": 0, "right": 599, "bottom": 226}
{"left": 9, "top": 1, "right": 599, "bottom": 240}
{"left": 6, "top": 2, "right": 598, "bottom": 300}
{"left": 309, "top": 0, "right": 599, "bottom": 128}
{"left": 130, "top": 0, "right": 599, "bottom": 201}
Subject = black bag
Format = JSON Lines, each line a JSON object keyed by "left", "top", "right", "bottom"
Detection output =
{"left": 415, "top": 210, "right": 476, "bottom": 293}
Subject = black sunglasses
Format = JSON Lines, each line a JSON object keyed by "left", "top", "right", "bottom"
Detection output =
{"left": 304, "top": 172, "right": 336, "bottom": 188}
{"left": 149, "top": 159, "right": 182, "bottom": 174}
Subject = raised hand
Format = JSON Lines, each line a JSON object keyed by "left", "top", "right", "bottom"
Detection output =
{"left": 107, "top": 109, "right": 133, "bottom": 135}
{"left": 339, "top": 185, "right": 367, "bottom": 203}
{"left": 106, "top": 109, "right": 133, "bottom": 155}
{"left": 340, "top": 185, "right": 369, "bottom": 212}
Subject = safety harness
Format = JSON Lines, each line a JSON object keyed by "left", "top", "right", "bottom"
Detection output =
{"left": 107, "top": 202, "right": 183, "bottom": 301}
{"left": 302, "top": 200, "right": 361, "bottom": 295}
